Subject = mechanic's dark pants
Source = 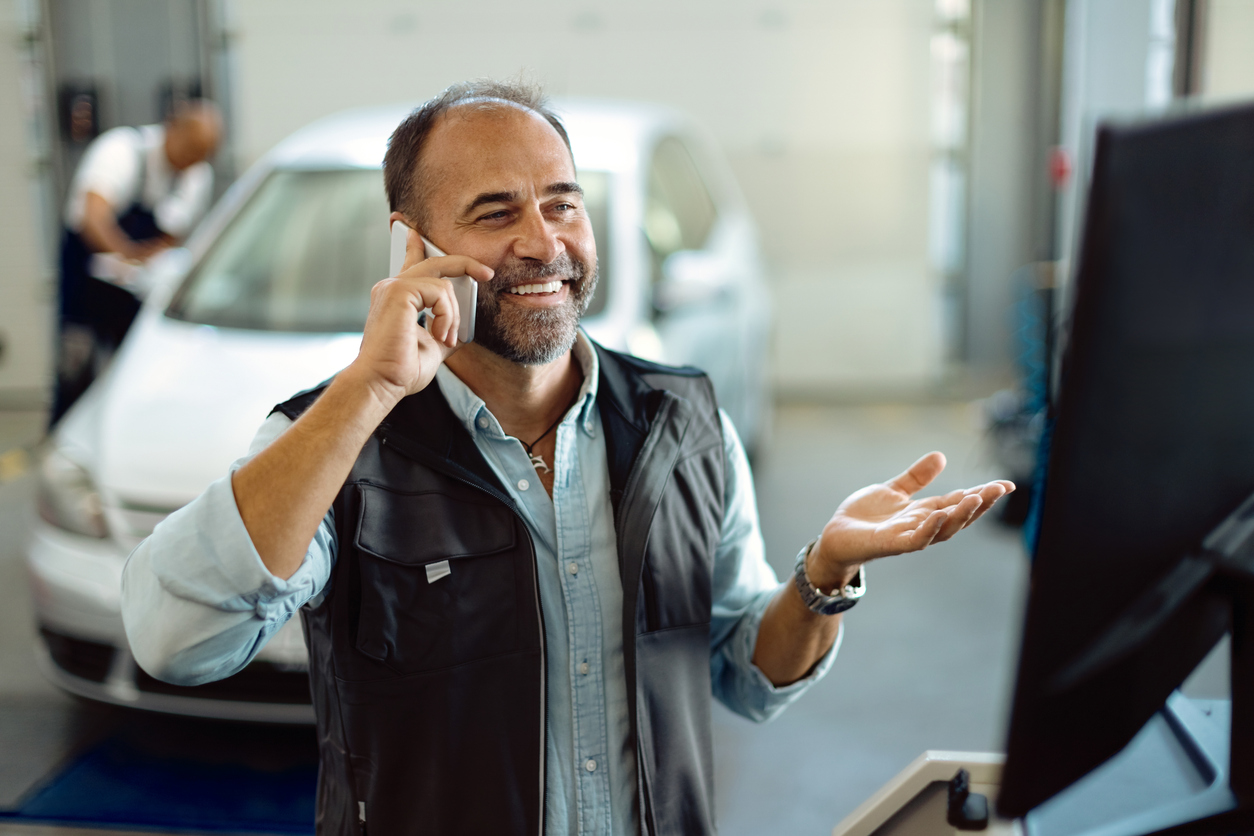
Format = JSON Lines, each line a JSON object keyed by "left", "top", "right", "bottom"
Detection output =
{"left": 51, "top": 206, "right": 160, "bottom": 425}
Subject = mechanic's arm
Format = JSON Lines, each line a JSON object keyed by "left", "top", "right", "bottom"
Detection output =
{"left": 751, "top": 455, "right": 1014, "bottom": 686}
{"left": 79, "top": 192, "right": 170, "bottom": 259}
{"left": 230, "top": 227, "right": 491, "bottom": 580}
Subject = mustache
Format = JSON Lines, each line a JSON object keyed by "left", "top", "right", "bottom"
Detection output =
{"left": 486, "top": 253, "right": 587, "bottom": 293}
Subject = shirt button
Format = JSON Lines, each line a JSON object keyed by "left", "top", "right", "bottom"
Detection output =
{"left": 567, "top": 562, "right": 578, "bottom": 575}
{"left": 476, "top": 415, "right": 489, "bottom": 429}
{"left": 517, "top": 479, "right": 529, "bottom": 491}
{"left": 579, "top": 662, "right": 589, "bottom": 675}
{"left": 585, "top": 759, "right": 597, "bottom": 773}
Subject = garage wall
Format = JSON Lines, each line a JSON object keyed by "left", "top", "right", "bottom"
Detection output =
{"left": 964, "top": 0, "right": 1041, "bottom": 379}
{"left": 227, "top": 0, "right": 944, "bottom": 397}
{"left": 0, "top": 0, "right": 53, "bottom": 408}
{"left": 1203, "top": 0, "right": 1254, "bottom": 102}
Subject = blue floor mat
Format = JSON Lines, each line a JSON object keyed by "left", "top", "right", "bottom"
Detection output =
{"left": 1, "top": 733, "right": 316, "bottom": 834}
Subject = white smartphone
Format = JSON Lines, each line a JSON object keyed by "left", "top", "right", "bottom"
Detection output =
{"left": 389, "top": 221, "right": 476, "bottom": 343}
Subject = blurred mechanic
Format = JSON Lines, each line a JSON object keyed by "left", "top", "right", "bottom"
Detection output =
{"left": 121, "top": 81, "right": 1011, "bottom": 836}
{"left": 53, "top": 99, "right": 222, "bottom": 423}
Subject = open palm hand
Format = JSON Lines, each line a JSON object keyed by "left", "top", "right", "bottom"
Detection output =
{"left": 810, "top": 452, "right": 1014, "bottom": 589}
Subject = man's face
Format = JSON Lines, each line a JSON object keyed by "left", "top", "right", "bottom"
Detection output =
{"left": 164, "top": 114, "right": 219, "bottom": 171}
{"left": 414, "top": 105, "right": 598, "bottom": 366}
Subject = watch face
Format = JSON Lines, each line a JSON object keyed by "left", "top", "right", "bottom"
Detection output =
{"left": 793, "top": 549, "right": 863, "bottom": 615}
{"left": 817, "top": 596, "right": 859, "bottom": 616}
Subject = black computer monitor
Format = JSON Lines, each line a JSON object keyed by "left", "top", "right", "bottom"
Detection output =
{"left": 997, "top": 101, "right": 1254, "bottom": 831}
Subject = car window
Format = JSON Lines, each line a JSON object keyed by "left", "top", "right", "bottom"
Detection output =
{"left": 644, "top": 137, "right": 717, "bottom": 266}
{"left": 168, "top": 169, "right": 389, "bottom": 332}
{"left": 168, "top": 167, "right": 613, "bottom": 332}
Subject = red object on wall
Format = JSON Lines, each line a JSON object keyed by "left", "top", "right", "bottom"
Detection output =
{"left": 1049, "top": 146, "right": 1072, "bottom": 189}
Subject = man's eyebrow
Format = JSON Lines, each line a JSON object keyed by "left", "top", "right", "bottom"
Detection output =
{"left": 462, "top": 182, "right": 585, "bottom": 216}
{"left": 464, "top": 191, "right": 517, "bottom": 214}
{"left": 546, "top": 181, "right": 584, "bottom": 197}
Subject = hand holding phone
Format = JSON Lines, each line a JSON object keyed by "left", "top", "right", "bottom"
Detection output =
{"left": 389, "top": 221, "right": 477, "bottom": 343}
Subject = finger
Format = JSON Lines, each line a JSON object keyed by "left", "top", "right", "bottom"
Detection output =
{"left": 909, "top": 510, "right": 949, "bottom": 549}
{"left": 387, "top": 274, "right": 468, "bottom": 318}
{"left": 928, "top": 487, "right": 969, "bottom": 509}
{"left": 887, "top": 452, "right": 947, "bottom": 497}
{"left": 932, "top": 494, "right": 983, "bottom": 541}
{"left": 427, "top": 283, "right": 458, "bottom": 346}
{"left": 963, "top": 483, "right": 1010, "bottom": 527}
{"left": 441, "top": 282, "right": 460, "bottom": 347}
{"left": 401, "top": 225, "right": 425, "bottom": 274}
{"left": 444, "top": 283, "right": 461, "bottom": 347}
{"left": 940, "top": 481, "right": 1006, "bottom": 508}
{"left": 403, "top": 253, "right": 495, "bottom": 284}
{"left": 910, "top": 487, "right": 971, "bottom": 512}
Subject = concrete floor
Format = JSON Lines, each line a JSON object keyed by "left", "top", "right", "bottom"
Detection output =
{"left": 0, "top": 402, "right": 1231, "bottom": 835}
{"left": 713, "top": 402, "right": 1031, "bottom": 835}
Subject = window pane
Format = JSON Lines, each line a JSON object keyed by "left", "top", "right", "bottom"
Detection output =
{"left": 168, "top": 169, "right": 389, "bottom": 332}
{"left": 169, "top": 167, "right": 615, "bottom": 332}
{"left": 645, "top": 137, "right": 717, "bottom": 262}
{"left": 579, "top": 169, "right": 611, "bottom": 317}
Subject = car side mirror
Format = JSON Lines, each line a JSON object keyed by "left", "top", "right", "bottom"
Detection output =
{"left": 653, "top": 249, "right": 731, "bottom": 314}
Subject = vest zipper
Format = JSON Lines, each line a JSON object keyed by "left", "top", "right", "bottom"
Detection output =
{"left": 378, "top": 437, "right": 547, "bottom": 836}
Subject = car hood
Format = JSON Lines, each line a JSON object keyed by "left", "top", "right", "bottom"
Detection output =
{"left": 85, "top": 311, "right": 361, "bottom": 508}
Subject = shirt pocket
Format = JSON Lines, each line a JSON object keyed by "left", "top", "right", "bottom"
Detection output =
{"left": 352, "top": 485, "right": 519, "bottom": 675}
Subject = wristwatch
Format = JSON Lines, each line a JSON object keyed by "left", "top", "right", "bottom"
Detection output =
{"left": 793, "top": 538, "right": 867, "bottom": 616}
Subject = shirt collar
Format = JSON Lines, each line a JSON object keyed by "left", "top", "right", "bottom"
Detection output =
{"left": 436, "top": 329, "right": 600, "bottom": 439}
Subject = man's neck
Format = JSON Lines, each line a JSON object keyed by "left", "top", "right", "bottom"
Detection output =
{"left": 444, "top": 342, "right": 584, "bottom": 443}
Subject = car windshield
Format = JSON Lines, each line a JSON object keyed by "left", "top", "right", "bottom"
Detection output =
{"left": 167, "top": 168, "right": 611, "bottom": 333}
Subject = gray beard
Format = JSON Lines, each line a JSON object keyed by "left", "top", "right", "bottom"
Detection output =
{"left": 473, "top": 253, "right": 598, "bottom": 366}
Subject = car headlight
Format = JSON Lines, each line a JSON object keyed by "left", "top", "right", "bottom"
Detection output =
{"left": 37, "top": 447, "right": 108, "bottom": 539}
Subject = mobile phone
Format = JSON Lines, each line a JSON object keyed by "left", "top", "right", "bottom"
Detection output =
{"left": 389, "top": 221, "right": 476, "bottom": 343}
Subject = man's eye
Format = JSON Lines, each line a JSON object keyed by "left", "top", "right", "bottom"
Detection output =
{"left": 478, "top": 210, "right": 510, "bottom": 221}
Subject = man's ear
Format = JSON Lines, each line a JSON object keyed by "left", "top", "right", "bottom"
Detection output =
{"left": 387, "top": 210, "right": 425, "bottom": 238}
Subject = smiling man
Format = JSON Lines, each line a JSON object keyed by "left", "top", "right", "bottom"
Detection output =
{"left": 121, "top": 81, "right": 1011, "bottom": 836}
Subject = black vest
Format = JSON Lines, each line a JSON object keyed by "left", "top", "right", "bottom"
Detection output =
{"left": 274, "top": 344, "right": 727, "bottom": 836}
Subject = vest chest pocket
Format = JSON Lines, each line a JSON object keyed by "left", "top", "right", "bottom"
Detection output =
{"left": 352, "top": 485, "right": 519, "bottom": 674}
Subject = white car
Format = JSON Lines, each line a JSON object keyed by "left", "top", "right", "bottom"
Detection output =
{"left": 28, "top": 98, "right": 772, "bottom": 722}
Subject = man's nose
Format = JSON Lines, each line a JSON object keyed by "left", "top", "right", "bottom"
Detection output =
{"left": 511, "top": 207, "right": 564, "bottom": 263}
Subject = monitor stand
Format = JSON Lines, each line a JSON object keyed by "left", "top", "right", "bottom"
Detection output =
{"left": 1036, "top": 490, "right": 1254, "bottom": 836}
{"left": 1027, "top": 693, "right": 1235, "bottom": 836}
{"left": 837, "top": 493, "right": 1254, "bottom": 836}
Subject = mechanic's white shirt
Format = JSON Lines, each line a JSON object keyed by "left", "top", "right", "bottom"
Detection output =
{"left": 63, "top": 124, "right": 213, "bottom": 238}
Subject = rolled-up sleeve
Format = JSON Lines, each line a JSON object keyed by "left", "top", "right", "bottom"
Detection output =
{"left": 709, "top": 410, "right": 840, "bottom": 722}
{"left": 121, "top": 412, "right": 335, "bottom": 685}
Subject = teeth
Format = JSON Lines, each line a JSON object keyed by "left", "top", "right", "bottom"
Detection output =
{"left": 507, "top": 280, "right": 563, "bottom": 295}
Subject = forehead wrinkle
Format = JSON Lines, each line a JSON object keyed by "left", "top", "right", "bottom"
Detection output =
{"left": 415, "top": 107, "right": 576, "bottom": 227}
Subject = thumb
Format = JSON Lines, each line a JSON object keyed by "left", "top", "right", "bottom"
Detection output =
{"left": 886, "top": 451, "right": 946, "bottom": 496}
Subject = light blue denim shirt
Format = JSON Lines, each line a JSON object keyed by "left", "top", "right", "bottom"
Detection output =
{"left": 121, "top": 333, "right": 840, "bottom": 836}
